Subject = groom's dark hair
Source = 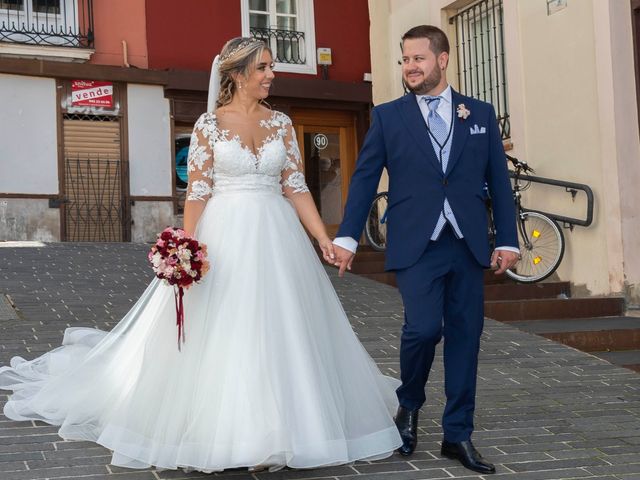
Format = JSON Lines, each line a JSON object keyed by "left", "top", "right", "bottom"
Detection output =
{"left": 402, "top": 25, "right": 450, "bottom": 56}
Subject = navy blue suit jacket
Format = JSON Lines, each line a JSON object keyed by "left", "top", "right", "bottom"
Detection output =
{"left": 337, "top": 90, "right": 518, "bottom": 271}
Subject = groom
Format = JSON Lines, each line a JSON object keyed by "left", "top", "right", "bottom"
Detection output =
{"left": 333, "top": 25, "right": 519, "bottom": 474}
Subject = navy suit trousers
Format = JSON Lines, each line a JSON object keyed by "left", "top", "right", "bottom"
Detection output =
{"left": 394, "top": 225, "right": 485, "bottom": 443}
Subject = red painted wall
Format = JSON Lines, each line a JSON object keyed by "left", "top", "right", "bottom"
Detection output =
{"left": 90, "top": 0, "right": 148, "bottom": 68}
{"left": 312, "top": 0, "right": 371, "bottom": 82}
{"left": 145, "top": 0, "right": 370, "bottom": 83}
{"left": 145, "top": 0, "right": 241, "bottom": 71}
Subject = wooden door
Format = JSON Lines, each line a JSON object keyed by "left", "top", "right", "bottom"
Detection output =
{"left": 289, "top": 109, "right": 358, "bottom": 238}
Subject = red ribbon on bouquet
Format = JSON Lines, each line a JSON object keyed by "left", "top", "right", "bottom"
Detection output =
{"left": 174, "top": 286, "right": 186, "bottom": 350}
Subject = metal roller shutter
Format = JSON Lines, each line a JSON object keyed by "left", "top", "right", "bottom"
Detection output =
{"left": 62, "top": 115, "right": 125, "bottom": 242}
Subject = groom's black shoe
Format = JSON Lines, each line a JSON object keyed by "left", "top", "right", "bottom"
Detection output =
{"left": 394, "top": 406, "right": 419, "bottom": 456}
{"left": 441, "top": 440, "right": 496, "bottom": 474}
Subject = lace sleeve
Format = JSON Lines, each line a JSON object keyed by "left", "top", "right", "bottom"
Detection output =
{"left": 280, "top": 119, "right": 310, "bottom": 197}
{"left": 185, "top": 114, "right": 214, "bottom": 203}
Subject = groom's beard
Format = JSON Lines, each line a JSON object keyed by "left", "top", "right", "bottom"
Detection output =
{"left": 404, "top": 65, "right": 442, "bottom": 95}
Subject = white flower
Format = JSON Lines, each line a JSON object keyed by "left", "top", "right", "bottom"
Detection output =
{"left": 457, "top": 103, "right": 471, "bottom": 120}
{"left": 177, "top": 248, "right": 192, "bottom": 261}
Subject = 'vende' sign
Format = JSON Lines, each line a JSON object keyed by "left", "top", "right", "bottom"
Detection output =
{"left": 71, "top": 80, "right": 114, "bottom": 107}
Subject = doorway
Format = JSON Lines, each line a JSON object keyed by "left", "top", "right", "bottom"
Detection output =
{"left": 290, "top": 109, "right": 358, "bottom": 238}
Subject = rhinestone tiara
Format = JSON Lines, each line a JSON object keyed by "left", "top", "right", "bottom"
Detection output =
{"left": 219, "top": 38, "right": 264, "bottom": 62}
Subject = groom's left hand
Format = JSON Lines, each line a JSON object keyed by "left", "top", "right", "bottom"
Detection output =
{"left": 491, "top": 249, "right": 519, "bottom": 275}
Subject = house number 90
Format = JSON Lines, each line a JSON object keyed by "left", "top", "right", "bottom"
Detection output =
{"left": 313, "top": 134, "right": 329, "bottom": 150}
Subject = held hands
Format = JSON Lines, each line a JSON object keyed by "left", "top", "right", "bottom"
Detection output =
{"left": 318, "top": 237, "right": 337, "bottom": 265}
{"left": 333, "top": 244, "right": 355, "bottom": 277}
{"left": 491, "top": 249, "right": 519, "bottom": 275}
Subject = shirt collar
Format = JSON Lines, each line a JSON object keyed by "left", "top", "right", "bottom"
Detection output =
{"left": 416, "top": 84, "right": 452, "bottom": 106}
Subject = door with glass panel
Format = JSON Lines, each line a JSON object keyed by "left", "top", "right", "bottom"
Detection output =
{"left": 290, "top": 110, "right": 357, "bottom": 238}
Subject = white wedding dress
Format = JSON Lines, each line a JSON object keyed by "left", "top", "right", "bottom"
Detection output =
{"left": 0, "top": 110, "right": 402, "bottom": 472}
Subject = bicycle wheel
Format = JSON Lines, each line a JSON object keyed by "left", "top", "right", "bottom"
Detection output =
{"left": 365, "top": 192, "right": 389, "bottom": 252}
{"left": 506, "top": 211, "right": 565, "bottom": 283}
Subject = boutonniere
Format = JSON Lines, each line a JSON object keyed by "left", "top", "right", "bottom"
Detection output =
{"left": 457, "top": 103, "right": 471, "bottom": 120}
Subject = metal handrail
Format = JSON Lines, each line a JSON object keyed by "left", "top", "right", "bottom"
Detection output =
{"left": 508, "top": 171, "right": 594, "bottom": 228}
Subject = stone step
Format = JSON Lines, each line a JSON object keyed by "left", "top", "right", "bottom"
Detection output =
{"left": 483, "top": 270, "right": 510, "bottom": 285}
{"left": 508, "top": 316, "right": 640, "bottom": 351}
{"left": 350, "top": 260, "right": 387, "bottom": 274}
{"left": 591, "top": 349, "right": 640, "bottom": 372}
{"left": 484, "top": 281, "right": 570, "bottom": 301}
{"left": 485, "top": 297, "right": 625, "bottom": 322}
{"left": 359, "top": 272, "right": 397, "bottom": 287}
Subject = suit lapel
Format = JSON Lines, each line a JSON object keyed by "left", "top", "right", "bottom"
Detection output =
{"left": 396, "top": 94, "right": 442, "bottom": 174}
{"left": 446, "top": 89, "right": 470, "bottom": 176}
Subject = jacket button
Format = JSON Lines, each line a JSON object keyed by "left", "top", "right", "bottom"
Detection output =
{"left": 443, "top": 178, "right": 448, "bottom": 185}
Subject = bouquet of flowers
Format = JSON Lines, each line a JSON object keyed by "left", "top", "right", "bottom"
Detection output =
{"left": 148, "top": 227, "right": 210, "bottom": 350}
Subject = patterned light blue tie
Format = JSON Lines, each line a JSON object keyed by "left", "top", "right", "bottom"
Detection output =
{"left": 424, "top": 96, "right": 448, "bottom": 171}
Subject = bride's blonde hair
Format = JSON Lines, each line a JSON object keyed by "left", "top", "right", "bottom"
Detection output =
{"left": 217, "top": 37, "right": 273, "bottom": 109}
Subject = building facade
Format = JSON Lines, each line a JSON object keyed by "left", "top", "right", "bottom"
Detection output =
{"left": 368, "top": 0, "right": 640, "bottom": 303}
{"left": 0, "top": 0, "right": 372, "bottom": 242}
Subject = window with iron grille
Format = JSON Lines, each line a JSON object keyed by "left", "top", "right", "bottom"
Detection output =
{"left": 241, "top": 0, "right": 317, "bottom": 75}
{"left": 0, "top": 0, "right": 93, "bottom": 48}
{"left": 450, "top": 0, "right": 510, "bottom": 140}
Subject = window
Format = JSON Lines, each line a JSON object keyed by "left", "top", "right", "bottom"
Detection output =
{"left": 241, "top": 0, "right": 317, "bottom": 75}
{"left": 0, "top": 0, "right": 23, "bottom": 11}
{"left": 1, "top": 0, "right": 60, "bottom": 11}
{"left": 450, "top": 0, "right": 510, "bottom": 140}
{"left": 0, "top": 0, "right": 93, "bottom": 48}
{"left": 249, "top": 0, "right": 297, "bottom": 30}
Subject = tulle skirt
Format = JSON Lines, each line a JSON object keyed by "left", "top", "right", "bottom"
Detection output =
{"left": 0, "top": 190, "right": 402, "bottom": 471}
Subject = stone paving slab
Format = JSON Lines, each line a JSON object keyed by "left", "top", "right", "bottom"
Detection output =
{"left": 509, "top": 317, "right": 640, "bottom": 334}
{"left": 0, "top": 243, "right": 639, "bottom": 480}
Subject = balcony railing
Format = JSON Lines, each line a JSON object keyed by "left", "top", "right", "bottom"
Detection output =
{"left": 250, "top": 27, "right": 305, "bottom": 65}
{"left": 0, "top": 0, "right": 94, "bottom": 48}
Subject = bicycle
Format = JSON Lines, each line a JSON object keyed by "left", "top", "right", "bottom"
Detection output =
{"left": 365, "top": 191, "right": 389, "bottom": 252}
{"left": 495, "top": 155, "right": 565, "bottom": 282}
{"left": 364, "top": 156, "right": 565, "bottom": 283}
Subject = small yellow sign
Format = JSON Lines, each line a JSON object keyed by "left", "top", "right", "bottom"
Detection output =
{"left": 317, "top": 47, "right": 332, "bottom": 65}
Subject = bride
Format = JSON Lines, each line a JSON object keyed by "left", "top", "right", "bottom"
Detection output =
{"left": 0, "top": 37, "right": 402, "bottom": 472}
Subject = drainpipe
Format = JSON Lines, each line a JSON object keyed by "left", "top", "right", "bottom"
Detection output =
{"left": 122, "top": 40, "right": 130, "bottom": 68}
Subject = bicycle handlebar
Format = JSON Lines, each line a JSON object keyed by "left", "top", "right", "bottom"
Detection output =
{"left": 505, "top": 154, "right": 534, "bottom": 173}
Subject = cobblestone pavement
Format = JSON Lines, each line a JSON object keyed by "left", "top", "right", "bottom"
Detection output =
{"left": 0, "top": 243, "right": 639, "bottom": 480}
